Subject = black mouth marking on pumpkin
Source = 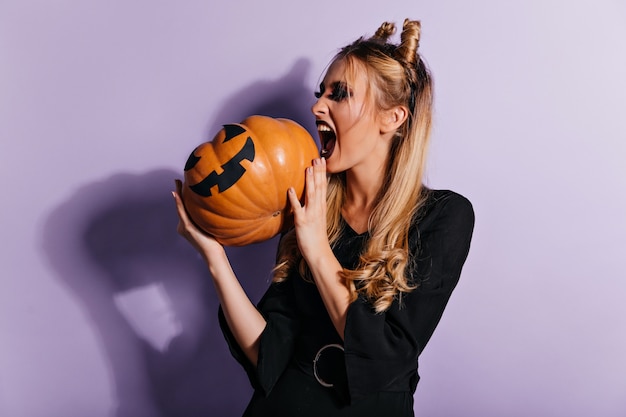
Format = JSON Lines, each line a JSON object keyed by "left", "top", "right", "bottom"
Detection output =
{"left": 189, "top": 124, "right": 256, "bottom": 197}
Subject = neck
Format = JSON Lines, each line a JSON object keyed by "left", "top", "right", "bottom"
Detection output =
{"left": 344, "top": 168, "right": 382, "bottom": 210}
{"left": 341, "top": 131, "right": 393, "bottom": 231}
{"left": 341, "top": 163, "right": 385, "bottom": 234}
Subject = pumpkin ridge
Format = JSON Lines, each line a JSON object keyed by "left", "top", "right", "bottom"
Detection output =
{"left": 206, "top": 126, "right": 265, "bottom": 217}
{"left": 210, "top": 216, "right": 274, "bottom": 233}
{"left": 253, "top": 131, "right": 281, "bottom": 212}
{"left": 199, "top": 201, "right": 281, "bottom": 223}
{"left": 216, "top": 159, "right": 269, "bottom": 215}
{"left": 245, "top": 116, "right": 290, "bottom": 210}
{"left": 220, "top": 220, "right": 277, "bottom": 246}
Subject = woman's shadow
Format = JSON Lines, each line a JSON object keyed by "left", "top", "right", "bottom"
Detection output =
{"left": 41, "top": 58, "right": 318, "bottom": 417}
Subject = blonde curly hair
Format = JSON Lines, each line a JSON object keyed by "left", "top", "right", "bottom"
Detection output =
{"left": 273, "top": 19, "right": 433, "bottom": 313}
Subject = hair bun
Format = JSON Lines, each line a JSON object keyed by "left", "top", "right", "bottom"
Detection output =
{"left": 372, "top": 21, "right": 396, "bottom": 42}
{"left": 396, "top": 19, "right": 421, "bottom": 66}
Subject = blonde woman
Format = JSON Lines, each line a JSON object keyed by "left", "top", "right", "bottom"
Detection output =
{"left": 174, "top": 18, "right": 474, "bottom": 417}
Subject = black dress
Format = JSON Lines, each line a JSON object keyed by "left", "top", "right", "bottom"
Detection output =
{"left": 219, "top": 189, "right": 475, "bottom": 417}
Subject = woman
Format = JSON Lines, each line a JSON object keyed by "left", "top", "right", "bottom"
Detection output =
{"left": 173, "top": 18, "right": 474, "bottom": 417}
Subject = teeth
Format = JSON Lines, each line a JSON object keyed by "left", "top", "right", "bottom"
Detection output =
{"left": 317, "top": 124, "right": 332, "bottom": 132}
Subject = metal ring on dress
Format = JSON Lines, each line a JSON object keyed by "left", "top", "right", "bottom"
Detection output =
{"left": 313, "top": 343, "right": 345, "bottom": 387}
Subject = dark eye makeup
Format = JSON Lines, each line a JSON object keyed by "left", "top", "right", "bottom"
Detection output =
{"left": 314, "top": 82, "right": 352, "bottom": 101}
{"left": 314, "top": 83, "right": 325, "bottom": 99}
{"left": 330, "top": 82, "right": 350, "bottom": 101}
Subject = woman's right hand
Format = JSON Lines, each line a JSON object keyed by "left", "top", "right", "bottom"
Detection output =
{"left": 172, "top": 179, "right": 225, "bottom": 259}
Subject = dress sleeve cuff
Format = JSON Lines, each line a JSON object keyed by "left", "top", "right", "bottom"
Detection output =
{"left": 217, "top": 280, "right": 299, "bottom": 396}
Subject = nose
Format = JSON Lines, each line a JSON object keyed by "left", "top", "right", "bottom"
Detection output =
{"left": 311, "top": 97, "right": 327, "bottom": 117}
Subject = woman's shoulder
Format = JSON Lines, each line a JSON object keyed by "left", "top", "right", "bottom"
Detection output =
{"left": 419, "top": 188, "right": 474, "bottom": 222}
{"left": 407, "top": 188, "right": 475, "bottom": 286}
{"left": 410, "top": 188, "right": 475, "bottom": 243}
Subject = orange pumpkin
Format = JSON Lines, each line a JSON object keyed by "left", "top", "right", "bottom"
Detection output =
{"left": 182, "top": 115, "right": 319, "bottom": 246}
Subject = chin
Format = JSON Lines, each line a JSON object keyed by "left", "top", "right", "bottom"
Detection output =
{"left": 324, "top": 159, "right": 343, "bottom": 175}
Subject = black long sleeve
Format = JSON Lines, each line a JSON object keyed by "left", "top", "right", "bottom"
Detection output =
{"left": 219, "top": 189, "right": 475, "bottom": 404}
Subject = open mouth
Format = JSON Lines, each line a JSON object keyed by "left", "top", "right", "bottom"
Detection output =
{"left": 316, "top": 121, "right": 336, "bottom": 159}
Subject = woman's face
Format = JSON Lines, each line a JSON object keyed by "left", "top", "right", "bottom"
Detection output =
{"left": 311, "top": 59, "right": 389, "bottom": 174}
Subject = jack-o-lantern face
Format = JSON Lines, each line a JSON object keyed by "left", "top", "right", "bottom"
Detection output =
{"left": 182, "top": 115, "right": 319, "bottom": 246}
{"left": 185, "top": 124, "right": 256, "bottom": 197}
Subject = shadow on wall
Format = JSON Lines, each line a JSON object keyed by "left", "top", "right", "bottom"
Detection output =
{"left": 206, "top": 57, "right": 318, "bottom": 140}
{"left": 41, "top": 58, "right": 317, "bottom": 417}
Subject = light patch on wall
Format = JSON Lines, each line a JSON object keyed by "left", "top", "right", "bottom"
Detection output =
{"left": 113, "top": 282, "right": 182, "bottom": 352}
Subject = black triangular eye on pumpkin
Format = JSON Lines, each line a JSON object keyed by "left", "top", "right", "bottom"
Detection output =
{"left": 222, "top": 124, "right": 246, "bottom": 142}
{"left": 181, "top": 115, "right": 319, "bottom": 247}
{"left": 184, "top": 147, "right": 201, "bottom": 171}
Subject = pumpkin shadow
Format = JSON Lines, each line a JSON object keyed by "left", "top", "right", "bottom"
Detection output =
{"left": 205, "top": 57, "right": 319, "bottom": 146}
{"left": 41, "top": 57, "right": 316, "bottom": 417}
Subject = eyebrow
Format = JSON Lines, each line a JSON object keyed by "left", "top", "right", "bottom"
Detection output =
{"left": 318, "top": 81, "right": 349, "bottom": 92}
{"left": 315, "top": 79, "right": 354, "bottom": 101}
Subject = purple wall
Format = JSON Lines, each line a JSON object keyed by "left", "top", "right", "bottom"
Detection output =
{"left": 1, "top": 1, "right": 625, "bottom": 416}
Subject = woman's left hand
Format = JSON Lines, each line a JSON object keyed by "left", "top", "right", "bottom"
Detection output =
{"left": 288, "top": 157, "right": 351, "bottom": 338}
{"left": 287, "top": 157, "right": 329, "bottom": 264}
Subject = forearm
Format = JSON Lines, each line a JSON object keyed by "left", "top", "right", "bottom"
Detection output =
{"left": 288, "top": 157, "right": 351, "bottom": 338}
{"left": 305, "top": 245, "right": 351, "bottom": 339}
{"left": 202, "top": 248, "right": 266, "bottom": 366}
{"left": 172, "top": 182, "right": 266, "bottom": 365}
